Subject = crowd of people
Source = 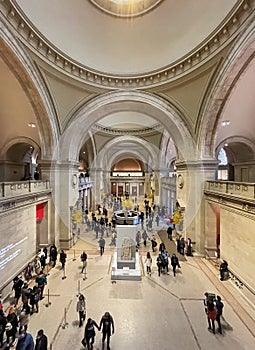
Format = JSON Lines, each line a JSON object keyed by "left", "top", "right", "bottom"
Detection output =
{"left": 0, "top": 197, "right": 230, "bottom": 349}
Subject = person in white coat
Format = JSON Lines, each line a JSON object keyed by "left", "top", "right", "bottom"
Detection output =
{"left": 144, "top": 251, "right": 152, "bottom": 276}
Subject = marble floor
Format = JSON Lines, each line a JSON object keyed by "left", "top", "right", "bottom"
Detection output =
{"left": 1, "top": 220, "right": 255, "bottom": 350}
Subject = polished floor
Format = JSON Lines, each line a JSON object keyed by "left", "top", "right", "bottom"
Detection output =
{"left": 2, "top": 219, "right": 255, "bottom": 350}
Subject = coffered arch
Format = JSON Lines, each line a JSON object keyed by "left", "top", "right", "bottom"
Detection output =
{"left": 94, "top": 135, "right": 160, "bottom": 171}
{"left": 59, "top": 90, "right": 197, "bottom": 164}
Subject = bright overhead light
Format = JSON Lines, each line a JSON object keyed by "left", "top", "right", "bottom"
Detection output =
{"left": 221, "top": 120, "right": 230, "bottom": 126}
{"left": 28, "top": 122, "right": 36, "bottom": 128}
{"left": 90, "top": 0, "right": 162, "bottom": 18}
{"left": 224, "top": 143, "right": 228, "bottom": 147}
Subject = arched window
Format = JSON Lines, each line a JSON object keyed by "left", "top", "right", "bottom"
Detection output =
{"left": 217, "top": 148, "right": 228, "bottom": 180}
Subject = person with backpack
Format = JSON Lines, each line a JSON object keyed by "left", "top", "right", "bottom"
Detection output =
{"left": 30, "top": 286, "right": 40, "bottom": 314}
{"left": 151, "top": 237, "right": 157, "bottom": 252}
{"left": 215, "top": 295, "right": 224, "bottom": 334}
{"left": 99, "top": 312, "right": 115, "bottom": 350}
{"left": 36, "top": 272, "right": 47, "bottom": 300}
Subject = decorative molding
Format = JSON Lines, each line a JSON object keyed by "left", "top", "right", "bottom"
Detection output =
{"left": 92, "top": 122, "right": 163, "bottom": 135}
{"left": 205, "top": 191, "right": 255, "bottom": 220}
{"left": 0, "top": 192, "right": 50, "bottom": 215}
{"left": 0, "top": 0, "right": 254, "bottom": 88}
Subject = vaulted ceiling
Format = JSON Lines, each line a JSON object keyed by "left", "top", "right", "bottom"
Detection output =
{"left": 1, "top": 0, "right": 255, "bottom": 171}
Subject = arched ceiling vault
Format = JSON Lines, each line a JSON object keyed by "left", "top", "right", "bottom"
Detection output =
{"left": 199, "top": 21, "right": 255, "bottom": 159}
{"left": 2, "top": 0, "right": 252, "bottom": 89}
{"left": 94, "top": 135, "right": 159, "bottom": 170}
{"left": 0, "top": 26, "right": 59, "bottom": 160}
{"left": 60, "top": 90, "right": 197, "bottom": 163}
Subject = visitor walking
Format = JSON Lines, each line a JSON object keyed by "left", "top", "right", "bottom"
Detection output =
{"left": 80, "top": 251, "right": 87, "bottom": 273}
{"left": 99, "top": 237, "right": 106, "bottom": 256}
{"left": 215, "top": 295, "right": 224, "bottom": 334}
{"left": 77, "top": 294, "right": 86, "bottom": 328}
{"left": 35, "top": 329, "right": 48, "bottom": 350}
{"left": 144, "top": 252, "right": 152, "bottom": 276}
{"left": 59, "top": 249, "right": 67, "bottom": 269}
{"left": 99, "top": 311, "right": 115, "bottom": 350}
{"left": 171, "top": 253, "right": 181, "bottom": 277}
{"left": 82, "top": 317, "right": 100, "bottom": 350}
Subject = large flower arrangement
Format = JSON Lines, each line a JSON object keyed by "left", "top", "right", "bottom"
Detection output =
{"left": 172, "top": 210, "right": 182, "bottom": 225}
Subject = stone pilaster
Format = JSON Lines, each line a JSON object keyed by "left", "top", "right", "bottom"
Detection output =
{"left": 175, "top": 159, "right": 218, "bottom": 255}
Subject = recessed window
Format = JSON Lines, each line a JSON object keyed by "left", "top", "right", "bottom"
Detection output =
{"left": 218, "top": 148, "right": 228, "bottom": 166}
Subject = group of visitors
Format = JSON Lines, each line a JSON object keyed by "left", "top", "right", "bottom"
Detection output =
{"left": 0, "top": 306, "right": 47, "bottom": 349}
{"left": 82, "top": 312, "right": 114, "bottom": 350}
{"left": 156, "top": 251, "right": 181, "bottom": 277}
{"left": 76, "top": 294, "right": 114, "bottom": 350}
{"left": 204, "top": 292, "right": 224, "bottom": 334}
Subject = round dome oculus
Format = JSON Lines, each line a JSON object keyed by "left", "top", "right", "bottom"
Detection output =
{"left": 90, "top": 0, "right": 163, "bottom": 17}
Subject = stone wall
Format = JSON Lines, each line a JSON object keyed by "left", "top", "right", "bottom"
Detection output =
{"left": 220, "top": 207, "right": 255, "bottom": 292}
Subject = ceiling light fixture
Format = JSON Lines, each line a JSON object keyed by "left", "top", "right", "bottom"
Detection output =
{"left": 28, "top": 122, "right": 36, "bottom": 128}
{"left": 221, "top": 120, "right": 230, "bottom": 126}
{"left": 90, "top": 0, "right": 162, "bottom": 18}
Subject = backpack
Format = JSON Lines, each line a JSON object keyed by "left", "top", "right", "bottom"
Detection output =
{"left": 34, "top": 293, "right": 40, "bottom": 302}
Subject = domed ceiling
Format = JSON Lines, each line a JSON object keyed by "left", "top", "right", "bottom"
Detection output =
{"left": 16, "top": 0, "right": 236, "bottom": 75}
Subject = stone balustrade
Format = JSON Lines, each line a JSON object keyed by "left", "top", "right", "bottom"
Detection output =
{"left": 205, "top": 181, "right": 255, "bottom": 200}
{"left": 0, "top": 180, "right": 50, "bottom": 199}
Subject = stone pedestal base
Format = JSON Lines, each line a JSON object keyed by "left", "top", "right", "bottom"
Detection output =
{"left": 111, "top": 251, "right": 142, "bottom": 281}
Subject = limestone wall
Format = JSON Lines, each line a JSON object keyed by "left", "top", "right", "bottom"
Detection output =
{"left": 0, "top": 206, "right": 36, "bottom": 290}
{"left": 220, "top": 207, "right": 255, "bottom": 292}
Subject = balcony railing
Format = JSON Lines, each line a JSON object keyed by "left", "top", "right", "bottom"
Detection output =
{"left": 1, "top": 180, "right": 50, "bottom": 200}
{"left": 205, "top": 181, "right": 255, "bottom": 200}
{"left": 78, "top": 177, "right": 92, "bottom": 190}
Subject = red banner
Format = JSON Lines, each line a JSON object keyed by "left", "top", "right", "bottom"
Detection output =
{"left": 36, "top": 203, "right": 44, "bottom": 221}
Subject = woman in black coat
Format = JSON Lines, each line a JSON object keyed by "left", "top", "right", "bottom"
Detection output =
{"left": 35, "top": 329, "right": 48, "bottom": 350}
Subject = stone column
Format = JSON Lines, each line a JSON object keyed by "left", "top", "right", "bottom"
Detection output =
{"left": 39, "top": 160, "right": 79, "bottom": 249}
{"left": 175, "top": 159, "right": 218, "bottom": 255}
{"left": 89, "top": 167, "right": 102, "bottom": 211}
{"left": 144, "top": 172, "right": 151, "bottom": 198}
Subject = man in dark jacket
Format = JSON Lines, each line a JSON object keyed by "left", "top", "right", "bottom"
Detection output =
{"left": 81, "top": 251, "right": 87, "bottom": 273}
{"left": 171, "top": 253, "right": 181, "bottom": 277}
{"left": 99, "top": 312, "right": 114, "bottom": 350}
{"left": 49, "top": 244, "right": 58, "bottom": 267}
{"left": 215, "top": 295, "right": 224, "bottom": 334}
{"left": 59, "top": 249, "right": 67, "bottom": 269}
{"left": 83, "top": 317, "right": 100, "bottom": 350}
{"left": 35, "top": 329, "right": 48, "bottom": 350}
